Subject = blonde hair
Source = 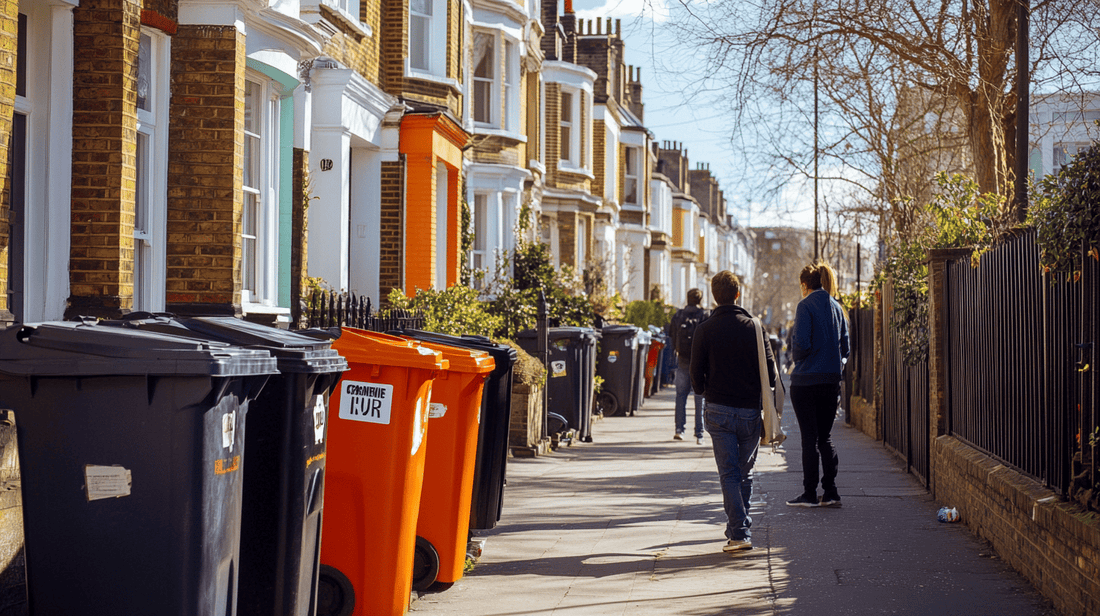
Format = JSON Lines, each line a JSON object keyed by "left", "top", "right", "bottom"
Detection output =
{"left": 800, "top": 261, "right": 839, "bottom": 297}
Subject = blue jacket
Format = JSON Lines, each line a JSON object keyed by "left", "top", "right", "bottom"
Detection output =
{"left": 791, "top": 288, "right": 850, "bottom": 386}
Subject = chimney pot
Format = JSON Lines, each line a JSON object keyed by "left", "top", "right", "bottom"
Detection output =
{"left": 564, "top": 0, "right": 573, "bottom": 13}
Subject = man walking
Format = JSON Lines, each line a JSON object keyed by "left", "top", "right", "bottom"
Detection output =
{"left": 667, "top": 288, "right": 708, "bottom": 443}
{"left": 691, "top": 271, "right": 776, "bottom": 552}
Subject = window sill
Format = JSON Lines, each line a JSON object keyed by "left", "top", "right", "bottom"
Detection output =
{"left": 405, "top": 70, "right": 460, "bottom": 91}
{"left": 557, "top": 163, "right": 593, "bottom": 179}
{"left": 472, "top": 125, "right": 526, "bottom": 142}
{"left": 312, "top": 3, "right": 372, "bottom": 39}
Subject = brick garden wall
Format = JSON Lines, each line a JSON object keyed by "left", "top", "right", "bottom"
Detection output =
{"left": 932, "top": 437, "right": 1100, "bottom": 616}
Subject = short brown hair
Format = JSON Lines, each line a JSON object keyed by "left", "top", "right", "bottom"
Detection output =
{"left": 711, "top": 270, "right": 740, "bottom": 305}
{"left": 687, "top": 288, "right": 703, "bottom": 305}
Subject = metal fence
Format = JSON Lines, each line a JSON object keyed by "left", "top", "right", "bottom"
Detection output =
{"left": 297, "top": 289, "right": 426, "bottom": 332}
{"left": 944, "top": 230, "right": 1096, "bottom": 498}
{"left": 849, "top": 305, "right": 875, "bottom": 402}
{"left": 881, "top": 280, "right": 931, "bottom": 485}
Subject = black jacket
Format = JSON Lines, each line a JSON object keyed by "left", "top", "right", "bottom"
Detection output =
{"left": 690, "top": 304, "right": 776, "bottom": 409}
{"left": 667, "top": 305, "right": 709, "bottom": 360}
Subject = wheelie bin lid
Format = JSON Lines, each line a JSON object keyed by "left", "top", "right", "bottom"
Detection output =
{"left": 102, "top": 315, "right": 349, "bottom": 375}
{"left": 394, "top": 339, "right": 494, "bottom": 375}
{"left": 0, "top": 320, "right": 279, "bottom": 377}
{"left": 335, "top": 327, "right": 448, "bottom": 372}
{"left": 388, "top": 330, "right": 515, "bottom": 374}
{"left": 516, "top": 327, "right": 600, "bottom": 343}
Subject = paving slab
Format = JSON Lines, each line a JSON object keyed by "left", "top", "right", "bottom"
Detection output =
{"left": 409, "top": 378, "right": 1058, "bottom": 616}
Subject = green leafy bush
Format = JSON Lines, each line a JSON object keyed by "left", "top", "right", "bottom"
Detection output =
{"left": 1029, "top": 138, "right": 1100, "bottom": 280}
{"left": 622, "top": 300, "right": 674, "bottom": 330}
{"left": 882, "top": 172, "right": 1006, "bottom": 365}
{"left": 387, "top": 285, "right": 503, "bottom": 337}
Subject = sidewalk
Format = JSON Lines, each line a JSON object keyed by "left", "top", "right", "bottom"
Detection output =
{"left": 410, "top": 380, "right": 1057, "bottom": 616}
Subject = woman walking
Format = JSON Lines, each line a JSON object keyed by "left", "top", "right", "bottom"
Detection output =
{"left": 785, "top": 262, "right": 850, "bottom": 508}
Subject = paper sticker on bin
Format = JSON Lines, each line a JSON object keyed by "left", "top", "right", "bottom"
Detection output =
{"left": 0, "top": 321, "right": 278, "bottom": 616}
{"left": 392, "top": 338, "right": 494, "bottom": 591}
{"left": 318, "top": 328, "right": 446, "bottom": 616}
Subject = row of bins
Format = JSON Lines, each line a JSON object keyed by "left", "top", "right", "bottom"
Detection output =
{"left": 0, "top": 317, "right": 515, "bottom": 616}
{"left": 592, "top": 325, "right": 667, "bottom": 418}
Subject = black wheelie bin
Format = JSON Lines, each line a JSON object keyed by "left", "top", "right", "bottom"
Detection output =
{"left": 596, "top": 325, "right": 640, "bottom": 417}
{"left": 103, "top": 315, "right": 349, "bottom": 616}
{"left": 0, "top": 320, "right": 278, "bottom": 616}
{"left": 516, "top": 327, "right": 599, "bottom": 442}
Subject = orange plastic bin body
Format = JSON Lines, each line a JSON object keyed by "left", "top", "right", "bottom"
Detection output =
{"left": 410, "top": 341, "right": 495, "bottom": 588}
{"left": 319, "top": 328, "right": 447, "bottom": 616}
{"left": 644, "top": 339, "right": 664, "bottom": 397}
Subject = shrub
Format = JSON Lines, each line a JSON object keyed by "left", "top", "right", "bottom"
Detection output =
{"left": 387, "top": 285, "right": 503, "bottom": 337}
{"left": 1029, "top": 136, "right": 1100, "bottom": 280}
{"left": 622, "top": 300, "right": 674, "bottom": 330}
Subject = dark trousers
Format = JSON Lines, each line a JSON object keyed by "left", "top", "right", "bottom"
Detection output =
{"left": 790, "top": 383, "right": 840, "bottom": 496}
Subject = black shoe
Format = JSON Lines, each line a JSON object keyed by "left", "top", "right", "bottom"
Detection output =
{"left": 785, "top": 493, "right": 820, "bottom": 508}
{"left": 820, "top": 492, "right": 842, "bottom": 507}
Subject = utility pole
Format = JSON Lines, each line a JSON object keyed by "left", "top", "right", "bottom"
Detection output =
{"left": 813, "top": 48, "right": 820, "bottom": 261}
{"left": 1013, "top": 0, "right": 1030, "bottom": 223}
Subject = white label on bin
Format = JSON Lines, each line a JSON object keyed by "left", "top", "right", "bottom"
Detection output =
{"left": 429, "top": 403, "right": 447, "bottom": 419}
{"left": 313, "top": 395, "right": 327, "bottom": 444}
{"left": 222, "top": 410, "right": 236, "bottom": 451}
{"left": 339, "top": 381, "right": 394, "bottom": 425}
{"left": 551, "top": 360, "right": 567, "bottom": 378}
{"left": 84, "top": 465, "right": 132, "bottom": 501}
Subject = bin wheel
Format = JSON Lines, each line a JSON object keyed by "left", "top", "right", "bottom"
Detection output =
{"left": 317, "top": 564, "right": 355, "bottom": 616}
{"left": 412, "top": 536, "right": 440, "bottom": 591}
{"left": 596, "top": 392, "right": 622, "bottom": 417}
{"left": 546, "top": 412, "right": 568, "bottom": 435}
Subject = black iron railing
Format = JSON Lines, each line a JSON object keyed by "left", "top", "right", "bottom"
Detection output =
{"left": 849, "top": 306, "right": 875, "bottom": 402}
{"left": 881, "top": 280, "right": 931, "bottom": 485}
{"left": 297, "top": 290, "right": 425, "bottom": 333}
{"left": 944, "top": 230, "right": 1096, "bottom": 498}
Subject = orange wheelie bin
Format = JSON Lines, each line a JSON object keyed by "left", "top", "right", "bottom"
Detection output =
{"left": 318, "top": 328, "right": 447, "bottom": 616}
{"left": 400, "top": 338, "right": 495, "bottom": 591}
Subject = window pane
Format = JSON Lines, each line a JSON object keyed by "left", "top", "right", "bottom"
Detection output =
{"left": 624, "top": 178, "right": 637, "bottom": 204}
{"left": 244, "top": 81, "right": 259, "bottom": 133}
{"left": 411, "top": 0, "right": 431, "bottom": 16}
{"left": 136, "top": 132, "right": 148, "bottom": 232}
{"left": 625, "top": 148, "right": 636, "bottom": 175}
{"left": 137, "top": 34, "right": 152, "bottom": 112}
{"left": 560, "top": 92, "right": 572, "bottom": 122}
{"left": 242, "top": 192, "right": 258, "bottom": 293}
{"left": 560, "top": 125, "right": 571, "bottom": 161}
{"left": 474, "top": 195, "right": 488, "bottom": 252}
{"left": 474, "top": 80, "right": 492, "bottom": 123}
{"left": 244, "top": 134, "right": 260, "bottom": 189}
{"left": 474, "top": 32, "right": 493, "bottom": 78}
{"left": 410, "top": 15, "right": 429, "bottom": 71}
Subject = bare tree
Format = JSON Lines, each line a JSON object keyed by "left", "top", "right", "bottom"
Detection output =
{"left": 665, "top": 0, "right": 1100, "bottom": 234}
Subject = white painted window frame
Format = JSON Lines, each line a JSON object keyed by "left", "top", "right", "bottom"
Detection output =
{"left": 623, "top": 145, "right": 640, "bottom": 205}
{"left": 241, "top": 72, "right": 282, "bottom": 309}
{"left": 559, "top": 86, "right": 577, "bottom": 166}
{"left": 408, "top": 0, "right": 447, "bottom": 80}
{"left": 133, "top": 27, "right": 170, "bottom": 312}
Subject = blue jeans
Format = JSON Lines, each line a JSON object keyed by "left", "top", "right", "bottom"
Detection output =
{"left": 674, "top": 364, "right": 704, "bottom": 437}
{"left": 705, "top": 402, "right": 762, "bottom": 541}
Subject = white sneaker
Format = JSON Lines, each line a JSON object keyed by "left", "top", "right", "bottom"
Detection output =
{"left": 696, "top": 437, "right": 705, "bottom": 445}
{"left": 723, "top": 539, "right": 752, "bottom": 553}
{"left": 673, "top": 432, "right": 684, "bottom": 441}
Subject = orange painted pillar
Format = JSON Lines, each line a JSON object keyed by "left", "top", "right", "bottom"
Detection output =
{"left": 399, "top": 113, "right": 469, "bottom": 293}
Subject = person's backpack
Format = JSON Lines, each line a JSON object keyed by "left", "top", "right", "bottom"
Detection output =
{"left": 676, "top": 308, "right": 706, "bottom": 358}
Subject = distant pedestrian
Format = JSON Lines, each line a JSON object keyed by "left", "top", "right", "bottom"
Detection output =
{"left": 666, "top": 288, "right": 708, "bottom": 443}
{"left": 785, "top": 262, "right": 850, "bottom": 508}
{"left": 690, "top": 271, "right": 776, "bottom": 553}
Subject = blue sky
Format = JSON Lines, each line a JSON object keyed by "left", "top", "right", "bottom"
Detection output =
{"left": 571, "top": 0, "right": 819, "bottom": 230}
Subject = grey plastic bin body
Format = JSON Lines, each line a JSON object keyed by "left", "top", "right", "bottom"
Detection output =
{"left": 630, "top": 331, "right": 652, "bottom": 414}
{"left": 516, "top": 327, "right": 599, "bottom": 441}
{"left": 0, "top": 321, "right": 278, "bottom": 616}
{"left": 103, "top": 315, "right": 348, "bottom": 616}
{"left": 595, "top": 325, "right": 640, "bottom": 417}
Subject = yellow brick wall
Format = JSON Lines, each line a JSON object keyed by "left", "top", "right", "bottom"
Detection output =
{"left": 165, "top": 24, "right": 245, "bottom": 315}
{"left": 67, "top": 0, "right": 144, "bottom": 318}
